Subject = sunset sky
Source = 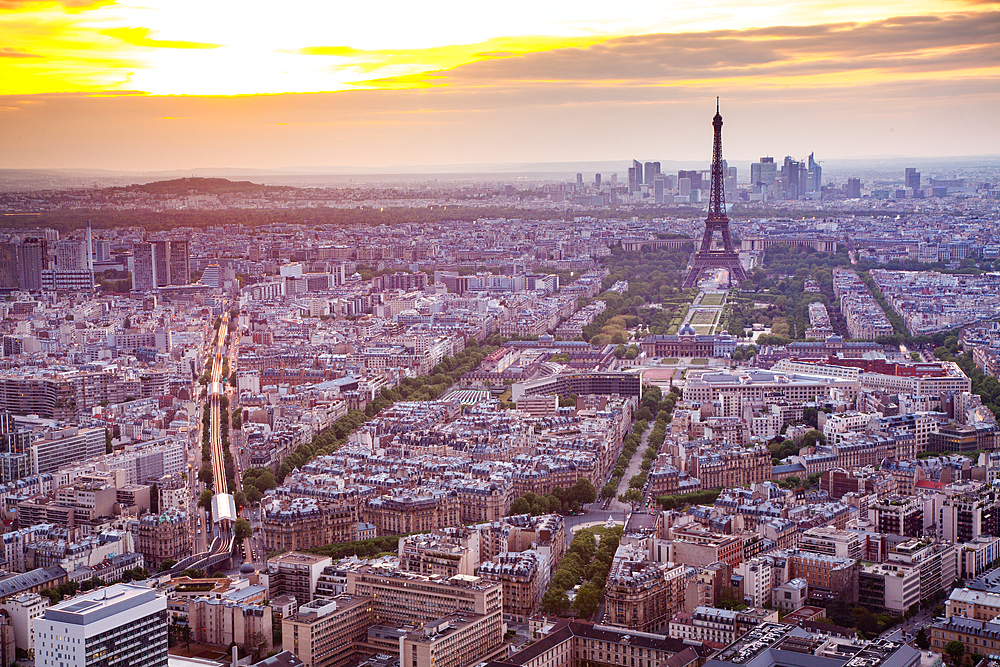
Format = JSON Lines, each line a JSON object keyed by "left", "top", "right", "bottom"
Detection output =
{"left": 1, "top": 0, "right": 997, "bottom": 171}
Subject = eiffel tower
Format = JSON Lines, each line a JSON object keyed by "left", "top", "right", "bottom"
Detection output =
{"left": 683, "top": 100, "right": 749, "bottom": 289}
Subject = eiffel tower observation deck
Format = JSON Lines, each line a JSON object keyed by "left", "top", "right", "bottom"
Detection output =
{"left": 683, "top": 100, "right": 749, "bottom": 289}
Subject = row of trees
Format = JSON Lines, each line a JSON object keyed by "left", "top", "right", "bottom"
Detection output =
{"left": 508, "top": 479, "right": 598, "bottom": 516}
{"left": 656, "top": 488, "right": 723, "bottom": 511}
{"left": 540, "top": 526, "right": 622, "bottom": 619}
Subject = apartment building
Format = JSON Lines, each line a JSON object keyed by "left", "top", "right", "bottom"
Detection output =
{"left": 871, "top": 496, "right": 924, "bottom": 537}
{"left": 35, "top": 584, "right": 167, "bottom": 667}
{"left": 399, "top": 530, "right": 480, "bottom": 578}
{"left": 402, "top": 612, "right": 507, "bottom": 667}
{"left": 603, "top": 545, "right": 686, "bottom": 633}
{"left": 135, "top": 507, "right": 191, "bottom": 569}
{"left": 282, "top": 595, "right": 373, "bottom": 667}
{"left": 267, "top": 553, "right": 333, "bottom": 604}
{"left": 930, "top": 616, "right": 1000, "bottom": 655}
{"left": 798, "top": 526, "right": 863, "bottom": 561}
{"left": 773, "top": 549, "right": 858, "bottom": 603}
{"left": 262, "top": 498, "right": 357, "bottom": 553}
{"left": 344, "top": 566, "right": 503, "bottom": 627}
{"left": 477, "top": 552, "right": 543, "bottom": 622}
{"left": 364, "top": 492, "right": 460, "bottom": 536}
{"left": 188, "top": 597, "right": 272, "bottom": 654}
{"left": 858, "top": 562, "right": 920, "bottom": 615}
{"left": 946, "top": 588, "right": 1000, "bottom": 620}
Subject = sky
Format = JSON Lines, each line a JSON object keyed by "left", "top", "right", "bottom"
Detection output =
{"left": 0, "top": 0, "right": 997, "bottom": 172}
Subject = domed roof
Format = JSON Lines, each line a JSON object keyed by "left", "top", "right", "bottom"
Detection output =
{"left": 239, "top": 563, "right": 256, "bottom": 575}
{"left": 679, "top": 323, "right": 696, "bottom": 336}
{"left": 489, "top": 482, "right": 499, "bottom": 491}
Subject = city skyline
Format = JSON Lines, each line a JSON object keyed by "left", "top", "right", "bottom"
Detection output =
{"left": 0, "top": 0, "right": 997, "bottom": 171}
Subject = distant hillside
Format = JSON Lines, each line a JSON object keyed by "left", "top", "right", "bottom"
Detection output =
{"left": 126, "top": 177, "right": 295, "bottom": 195}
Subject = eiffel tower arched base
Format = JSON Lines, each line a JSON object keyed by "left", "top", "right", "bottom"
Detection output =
{"left": 683, "top": 251, "right": 749, "bottom": 288}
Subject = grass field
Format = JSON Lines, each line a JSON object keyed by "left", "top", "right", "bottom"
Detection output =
{"left": 690, "top": 311, "right": 716, "bottom": 325}
{"left": 661, "top": 358, "right": 679, "bottom": 364}
{"left": 693, "top": 326, "right": 713, "bottom": 335}
{"left": 689, "top": 358, "right": 710, "bottom": 365}
{"left": 701, "top": 293, "right": 725, "bottom": 306}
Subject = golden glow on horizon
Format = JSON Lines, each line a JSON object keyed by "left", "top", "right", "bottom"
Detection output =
{"left": 0, "top": 0, "right": 992, "bottom": 97}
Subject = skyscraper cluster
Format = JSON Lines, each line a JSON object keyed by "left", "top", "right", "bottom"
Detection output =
{"left": 749, "top": 153, "right": 822, "bottom": 201}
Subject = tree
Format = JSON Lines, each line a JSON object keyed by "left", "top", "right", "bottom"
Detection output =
{"left": 618, "top": 488, "right": 642, "bottom": 506}
{"left": 245, "top": 486, "right": 262, "bottom": 504}
{"left": 243, "top": 628, "right": 269, "bottom": 663}
{"left": 198, "top": 464, "right": 214, "bottom": 487}
{"left": 945, "top": 640, "right": 965, "bottom": 666}
{"left": 574, "top": 583, "right": 600, "bottom": 619}
{"left": 233, "top": 490, "right": 247, "bottom": 510}
{"left": 159, "top": 559, "right": 177, "bottom": 572}
{"left": 510, "top": 497, "right": 530, "bottom": 516}
{"left": 571, "top": 478, "right": 597, "bottom": 505}
{"left": 198, "top": 489, "right": 214, "bottom": 513}
{"left": 915, "top": 627, "right": 930, "bottom": 650}
{"left": 234, "top": 518, "right": 252, "bottom": 541}
{"left": 150, "top": 483, "right": 159, "bottom": 514}
{"left": 541, "top": 587, "right": 570, "bottom": 616}
{"left": 105, "top": 428, "right": 113, "bottom": 454}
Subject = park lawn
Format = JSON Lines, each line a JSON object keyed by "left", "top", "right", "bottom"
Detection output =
{"left": 689, "top": 358, "right": 710, "bottom": 365}
{"left": 701, "top": 293, "right": 725, "bottom": 305}
{"left": 690, "top": 311, "right": 716, "bottom": 325}
{"left": 661, "top": 358, "right": 679, "bottom": 364}
{"left": 693, "top": 326, "right": 713, "bottom": 335}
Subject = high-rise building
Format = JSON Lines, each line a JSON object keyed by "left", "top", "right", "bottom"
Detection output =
{"left": 52, "top": 240, "right": 89, "bottom": 271}
{"left": 201, "top": 264, "right": 221, "bottom": 288}
{"left": 644, "top": 161, "right": 660, "bottom": 184}
{"left": 654, "top": 177, "right": 666, "bottom": 204}
{"left": 678, "top": 170, "right": 702, "bottom": 191}
{"left": 16, "top": 239, "right": 46, "bottom": 292}
{"left": 93, "top": 240, "right": 111, "bottom": 263}
{"left": 632, "top": 159, "right": 643, "bottom": 185}
{"left": 905, "top": 167, "right": 921, "bottom": 192}
{"left": 807, "top": 152, "right": 822, "bottom": 194}
{"left": 782, "top": 156, "right": 803, "bottom": 199}
{"left": 35, "top": 583, "right": 168, "bottom": 667}
{"left": 132, "top": 242, "right": 158, "bottom": 291}
{"left": 594, "top": 173, "right": 601, "bottom": 188}
{"left": 750, "top": 157, "right": 776, "bottom": 188}
{"left": 153, "top": 240, "right": 171, "bottom": 286}
{"left": 846, "top": 178, "right": 862, "bottom": 199}
{"left": 167, "top": 239, "right": 190, "bottom": 285}
{"left": 575, "top": 173, "right": 583, "bottom": 188}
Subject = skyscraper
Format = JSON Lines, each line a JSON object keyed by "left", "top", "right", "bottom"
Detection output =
{"left": 644, "top": 161, "right": 660, "bottom": 185}
{"left": 750, "top": 157, "right": 776, "bottom": 188}
{"left": 168, "top": 239, "right": 190, "bottom": 285}
{"left": 132, "top": 242, "right": 158, "bottom": 291}
{"left": 52, "top": 240, "right": 89, "bottom": 270}
{"left": 782, "top": 156, "right": 804, "bottom": 199}
{"left": 632, "top": 159, "right": 643, "bottom": 185}
{"left": 807, "top": 152, "right": 823, "bottom": 194}
{"left": 595, "top": 173, "right": 601, "bottom": 188}
{"left": 35, "top": 583, "right": 168, "bottom": 667}
{"left": 16, "top": 239, "right": 45, "bottom": 292}
{"left": 846, "top": 178, "right": 862, "bottom": 199}
{"left": 905, "top": 168, "right": 921, "bottom": 192}
{"left": 678, "top": 170, "right": 702, "bottom": 191}
{"left": 153, "top": 240, "right": 171, "bottom": 286}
